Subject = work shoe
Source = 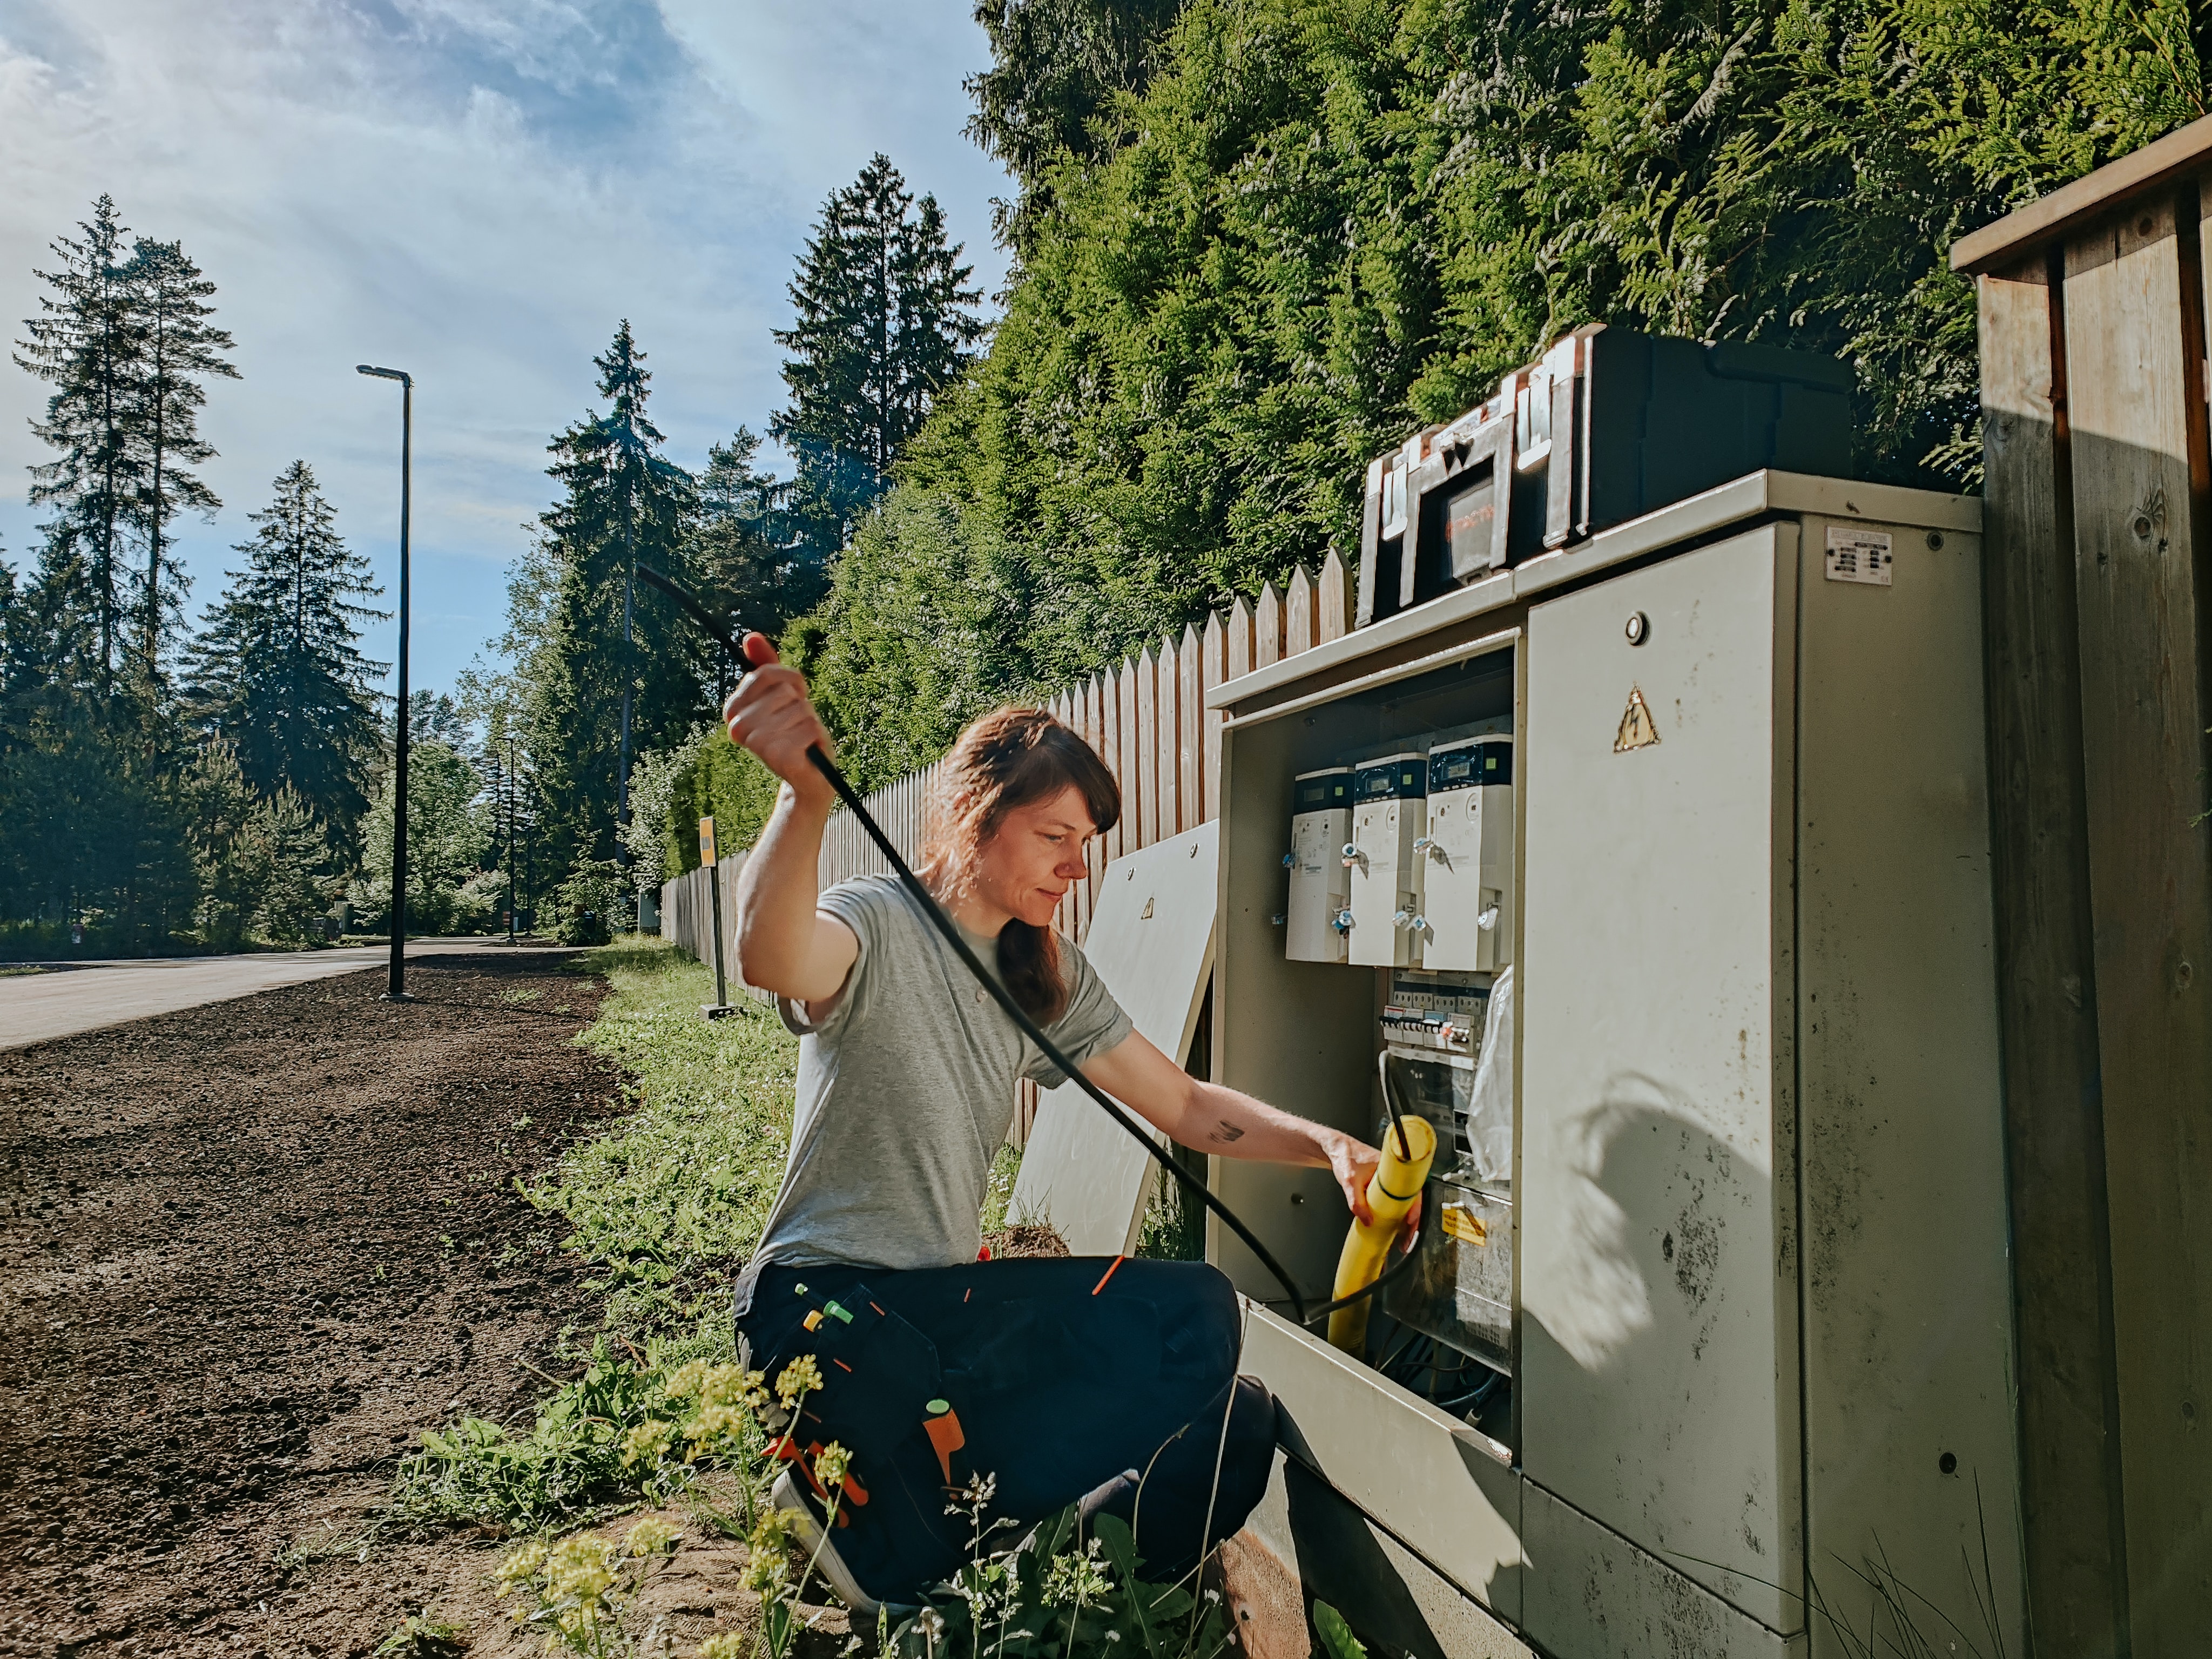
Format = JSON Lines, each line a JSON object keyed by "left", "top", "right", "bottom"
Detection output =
{"left": 771, "top": 1468, "right": 882, "bottom": 1617}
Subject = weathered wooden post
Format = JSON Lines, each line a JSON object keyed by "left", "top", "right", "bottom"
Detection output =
{"left": 1955, "top": 113, "right": 2212, "bottom": 1656}
{"left": 699, "top": 816, "right": 738, "bottom": 1020}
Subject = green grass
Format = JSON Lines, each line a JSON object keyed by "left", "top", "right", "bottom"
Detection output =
{"left": 538, "top": 938, "right": 799, "bottom": 1338}
{"left": 386, "top": 939, "right": 1244, "bottom": 1657}
{"left": 388, "top": 939, "right": 799, "bottom": 1534}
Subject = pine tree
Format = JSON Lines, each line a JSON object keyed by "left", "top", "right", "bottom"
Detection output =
{"left": 520, "top": 323, "right": 699, "bottom": 875}
{"left": 771, "top": 156, "right": 984, "bottom": 563}
{"left": 0, "top": 532, "right": 168, "bottom": 939}
{"left": 253, "top": 785, "right": 334, "bottom": 945}
{"left": 348, "top": 739, "right": 492, "bottom": 936}
{"left": 689, "top": 426, "right": 819, "bottom": 651}
{"left": 455, "top": 666, "right": 537, "bottom": 932}
{"left": 11, "top": 203, "right": 236, "bottom": 686}
{"left": 184, "top": 461, "right": 388, "bottom": 850}
{"left": 13, "top": 197, "right": 141, "bottom": 689}
{"left": 407, "top": 689, "right": 470, "bottom": 750}
{"left": 125, "top": 237, "right": 237, "bottom": 666}
{"left": 185, "top": 738, "right": 270, "bottom": 952}
{"left": 965, "top": 0, "right": 1182, "bottom": 251}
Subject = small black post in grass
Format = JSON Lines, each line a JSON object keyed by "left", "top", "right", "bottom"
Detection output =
{"left": 699, "top": 816, "right": 739, "bottom": 1021}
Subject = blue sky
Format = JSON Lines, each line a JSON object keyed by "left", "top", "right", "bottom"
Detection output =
{"left": 0, "top": 0, "right": 1012, "bottom": 696}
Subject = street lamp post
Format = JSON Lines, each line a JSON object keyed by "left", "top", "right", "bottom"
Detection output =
{"left": 357, "top": 363, "right": 414, "bottom": 1001}
{"left": 506, "top": 730, "right": 518, "bottom": 947}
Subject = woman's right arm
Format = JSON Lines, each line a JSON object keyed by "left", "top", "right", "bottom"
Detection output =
{"left": 724, "top": 635, "right": 859, "bottom": 1005}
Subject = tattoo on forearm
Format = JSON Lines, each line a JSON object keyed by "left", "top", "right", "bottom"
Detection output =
{"left": 1209, "top": 1120, "right": 1246, "bottom": 1144}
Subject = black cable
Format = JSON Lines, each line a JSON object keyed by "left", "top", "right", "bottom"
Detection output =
{"left": 641, "top": 565, "right": 1430, "bottom": 1333}
{"left": 1377, "top": 1050, "right": 1413, "bottom": 1162}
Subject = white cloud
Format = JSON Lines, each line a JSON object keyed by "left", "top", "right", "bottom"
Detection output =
{"left": 0, "top": 0, "right": 1009, "bottom": 691}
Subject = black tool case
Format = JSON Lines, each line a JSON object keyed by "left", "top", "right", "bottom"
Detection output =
{"left": 1355, "top": 325, "right": 1854, "bottom": 625}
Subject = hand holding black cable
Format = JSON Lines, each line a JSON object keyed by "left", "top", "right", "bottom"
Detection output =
{"left": 642, "top": 565, "right": 1424, "bottom": 1330}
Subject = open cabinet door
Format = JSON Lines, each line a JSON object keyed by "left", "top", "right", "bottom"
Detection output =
{"left": 1012, "top": 821, "right": 1218, "bottom": 1255}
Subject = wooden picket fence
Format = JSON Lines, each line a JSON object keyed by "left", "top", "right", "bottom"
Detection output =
{"left": 660, "top": 549, "right": 1357, "bottom": 1134}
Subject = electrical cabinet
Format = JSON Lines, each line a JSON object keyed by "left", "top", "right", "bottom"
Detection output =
{"left": 1415, "top": 737, "right": 1514, "bottom": 973}
{"left": 1284, "top": 767, "right": 1352, "bottom": 963}
{"left": 1345, "top": 754, "right": 1428, "bottom": 967}
{"left": 1206, "top": 471, "right": 2023, "bottom": 1659}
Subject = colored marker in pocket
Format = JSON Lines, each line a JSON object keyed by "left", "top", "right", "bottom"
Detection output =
{"left": 923, "top": 1398, "right": 965, "bottom": 1484}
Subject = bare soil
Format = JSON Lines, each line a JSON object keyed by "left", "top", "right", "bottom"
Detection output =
{"left": 0, "top": 952, "right": 626, "bottom": 1658}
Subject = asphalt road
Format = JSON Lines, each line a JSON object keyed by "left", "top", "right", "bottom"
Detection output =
{"left": 0, "top": 939, "right": 545, "bottom": 1050}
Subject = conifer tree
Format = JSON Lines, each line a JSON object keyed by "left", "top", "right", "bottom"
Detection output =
{"left": 185, "top": 737, "right": 269, "bottom": 952}
{"left": 125, "top": 236, "right": 237, "bottom": 665}
{"left": 406, "top": 689, "right": 471, "bottom": 750}
{"left": 772, "top": 156, "right": 984, "bottom": 563}
{"left": 185, "top": 461, "right": 387, "bottom": 849}
{"left": 13, "top": 198, "right": 141, "bottom": 689}
{"left": 12, "top": 203, "right": 237, "bottom": 686}
{"left": 521, "top": 323, "right": 699, "bottom": 873}
{"left": 965, "top": 0, "right": 1181, "bottom": 250}
{"left": 253, "top": 784, "right": 334, "bottom": 945}
{"left": 689, "top": 426, "right": 819, "bottom": 649}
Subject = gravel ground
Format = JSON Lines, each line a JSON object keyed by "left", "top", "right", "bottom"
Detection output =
{"left": 0, "top": 951, "right": 622, "bottom": 1658}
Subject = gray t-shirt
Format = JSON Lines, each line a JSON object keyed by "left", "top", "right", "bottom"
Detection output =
{"left": 736, "top": 874, "right": 1133, "bottom": 1307}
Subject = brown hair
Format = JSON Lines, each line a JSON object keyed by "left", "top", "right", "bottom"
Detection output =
{"left": 917, "top": 707, "right": 1121, "bottom": 1023}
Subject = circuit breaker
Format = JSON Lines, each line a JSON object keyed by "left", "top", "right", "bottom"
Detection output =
{"left": 1345, "top": 753, "right": 1428, "bottom": 967}
{"left": 1416, "top": 736, "right": 1515, "bottom": 973}
{"left": 1284, "top": 767, "right": 1353, "bottom": 963}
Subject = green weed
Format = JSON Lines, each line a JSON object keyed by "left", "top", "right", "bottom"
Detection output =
{"left": 978, "top": 1143, "right": 1021, "bottom": 1236}
{"left": 280, "top": 1516, "right": 380, "bottom": 1570}
{"left": 881, "top": 1496, "right": 1236, "bottom": 1659}
{"left": 536, "top": 939, "right": 798, "bottom": 1337}
{"left": 391, "top": 940, "right": 796, "bottom": 1534}
{"left": 1136, "top": 1161, "right": 1205, "bottom": 1263}
{"left": 491, "top": 1516, "right": 681, "bottom": 1657}
{"left": 373, "top": 1611, "right": 468, "bottom": 1657}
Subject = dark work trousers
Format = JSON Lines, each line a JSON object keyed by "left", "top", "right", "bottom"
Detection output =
{"left": 736, "top": 1256, "right": 1278, "bottom": 1603}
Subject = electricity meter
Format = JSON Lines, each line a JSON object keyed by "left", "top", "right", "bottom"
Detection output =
{"left": 1345, "top": 753, "right": 1428, "bottom": 967}
{"left": 1417, "top": 736, "right": 1514, "bottom": 973}
{"left": 1285, "top": 767, "right": 1353, "bottom": 963}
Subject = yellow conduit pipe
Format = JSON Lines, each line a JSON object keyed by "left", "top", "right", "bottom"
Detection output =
{"left": 1325, "top": 1111, "right": 1435, "bottom": 1354}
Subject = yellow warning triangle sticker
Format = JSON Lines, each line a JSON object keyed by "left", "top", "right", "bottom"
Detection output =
{"left": 1614, "top": 685, "right": 1661, "bottom": 753}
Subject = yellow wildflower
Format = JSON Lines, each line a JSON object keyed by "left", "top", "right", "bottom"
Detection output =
{"left": 664, "top": 1361, "right": 766, "bottom": 1412}
{"left": 774, "top": 1354, "right": 824, "bottom": 1408}
{"left": 663, "top": 1359, "right": 712, "bottom": 1400}
{"left": 624, "top": 1516, "right": 681, "bottom": 1557}
{"left": 698, "top": 1636, "right": 746, "bottom": 1659}
{"left": 814, "top": 1440, "right": 852, "bottom": 1489}
{"left": 682, "top": 1400, "right": 751, "bottom": 1456}
{"left": 744, "top": 1507, "right": 793, "bottom": 1597}
{"left": 622, "top": 1418, "right": 676, "bottom": 1468}
{"left": 545, "top": 1531, "right": 617, "bottom": 1604}
{"left": 493, "top": 1538, "right": 548, "bottom": 1594}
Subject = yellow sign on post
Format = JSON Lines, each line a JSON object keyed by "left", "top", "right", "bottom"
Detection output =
{"left": 699, "top": 817, "right": 717, "bottom": 867}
